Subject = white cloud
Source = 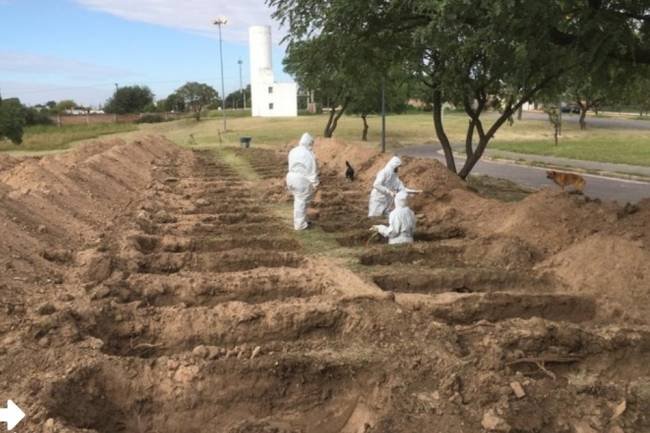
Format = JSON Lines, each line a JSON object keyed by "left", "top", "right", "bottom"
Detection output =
{"left": 74, "top": 0, "right": 286, "bottom": 43}
{"left": 0, "top": 51, "right": 133, "bottom": 80}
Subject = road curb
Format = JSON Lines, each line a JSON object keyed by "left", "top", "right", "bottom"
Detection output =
{"left": 483, "top": 154, "right": 650, "bottom": 183}
{"left": 444, "top": 149, "right": 650, "bottom": 183}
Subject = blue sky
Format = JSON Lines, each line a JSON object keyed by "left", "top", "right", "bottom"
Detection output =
{"left": 0, "top": 0, "right": 292, "bottom": 107}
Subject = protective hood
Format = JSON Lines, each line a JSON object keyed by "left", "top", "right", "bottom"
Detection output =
{"left": 385, "top": 156, "right": 402, "bottom": 172}
{"left": 299, "top": 132, "right": 314, "bottom": 149}
{"left": 395, "top": 190, "right": 409, "bottom": 208}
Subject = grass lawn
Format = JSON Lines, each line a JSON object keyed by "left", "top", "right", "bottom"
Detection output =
{"left": 0, "top": 123, "right": 139, "bottom": 154}
{"left": 3, "top": 111, "right": 649, "bottom": 167}
{"left": 488, "top": 118, "right": 650, "bottom": 166}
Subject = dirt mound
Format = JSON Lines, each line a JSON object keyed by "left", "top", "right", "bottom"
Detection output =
{"left": 539, "top": 233, "right": 650, "bottom": 323}
{"left": 0, "top": 153, "right": 18, "bottom": 172}
{"left": 400, "top": 156, "right": 467, "bottom": 194}
{"left": 0, "top": 136, "right": 182, "bottom": 282}
{"left": 314, "top": 137, "right": 387, "bottom": 181}
{"left": 314, "top": 139, "right": 467, "bottom": 195}
{"left": 487, "top": 189, "right": 617, "bottom": 254}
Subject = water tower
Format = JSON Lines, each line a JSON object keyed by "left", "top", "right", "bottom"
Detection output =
{"left": 249, "top": 25, "right": 298, "bottom": 117}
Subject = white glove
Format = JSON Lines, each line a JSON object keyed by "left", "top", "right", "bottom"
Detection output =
{"left": 369, "top": 225, "right": 381, "bottom": 232}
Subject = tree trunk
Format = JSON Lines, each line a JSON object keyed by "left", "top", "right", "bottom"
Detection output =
{"left": 329, "top": 98, "right": 349, "bottom": 137}
{"left": 458, "top": 104, "right": 518, "bottom": 179}
{"left": 465, "top": 119, "right": 475, "bottom": 161}
{"left": 579, "top": 108, "right": 587, "bottom": 130}
{"left": 324, "top": 109, "right": 337, "bottom": 137}
{"left": 432, "top": 90, "right": 457, "bottom": 173}
{"left": 517, "top": 106, "right": 523, "bottom": 120}
{"left": 554, "top": 125, "right": 559, "bottom": 145}
{"left": 361, "top": 113, "right": 369, "bottom": 141}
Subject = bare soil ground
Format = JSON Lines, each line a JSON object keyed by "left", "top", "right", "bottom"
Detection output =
{"left": 1, "top": 136, "right": 649, "bottom": 433}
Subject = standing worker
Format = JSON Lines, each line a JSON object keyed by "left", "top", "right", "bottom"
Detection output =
{"left": 368, "top": 156, "right": 418, "bottom": 217}
{"left": 286, "top": 132, "right": 319, "bottom": 230}
{"left": 372, "top": 191, "right": 416, "bottom": 244}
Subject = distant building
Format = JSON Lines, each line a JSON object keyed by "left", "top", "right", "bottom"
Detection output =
{"left": 249, "top": 26, "right": 297, "bottom": 117}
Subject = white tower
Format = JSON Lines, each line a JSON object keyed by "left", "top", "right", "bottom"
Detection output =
{"left": 249, "top": 25, "right": 298, "bottom": 117}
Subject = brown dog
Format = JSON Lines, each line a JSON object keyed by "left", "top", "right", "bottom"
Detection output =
{"left": 546, "top": 170, "right": 586, "bottom": 193}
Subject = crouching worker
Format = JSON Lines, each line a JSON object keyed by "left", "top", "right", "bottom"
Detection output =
{"left": 371, "top": 190, "right": 416, "bottom": 245}
{"left": 286, "top": 132, "right": 319, "bottom": 230}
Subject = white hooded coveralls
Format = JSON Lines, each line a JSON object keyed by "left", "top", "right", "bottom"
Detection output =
{"left": 286, "top": 133, "right": 319, "bottom": 230}
{"left": 376, "top": 191, "right": 416, "bottom": 244}
{"left": 368, "top": 156, "right": 405, "bottom": 217}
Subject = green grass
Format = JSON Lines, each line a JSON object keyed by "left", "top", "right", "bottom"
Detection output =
{"left": 0, "top": 123, "right": 138, "bottom": 153}
{"left": 4, "top": 111, "right": 649, "bottom": 168}
{"left": 213, "top": 146, "right": 260, "bottom": 181}
{"left": 490, "top": 125, "right": 650, "bottom": 166}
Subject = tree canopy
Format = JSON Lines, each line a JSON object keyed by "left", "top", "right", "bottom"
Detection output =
{"left": 268, "top": 0, "right": 649, "bottom": 177}
{"left": 174, "top": 82, "right": 220, "bottom": 120}
{"left": 225, "top": 85, "right": 251, "bottom": 110}
{"left": 0, "top": 97, "right": 26, "bottom": 145}
{"left": 104, "top": 86, "right": 154, "bottom": 114}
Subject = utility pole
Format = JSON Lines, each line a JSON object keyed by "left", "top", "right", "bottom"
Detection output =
{"left": 238, "top": 59, "right": 246, "bottom": 110}
{"left": 558, "top": 99, "right": 563, "bottom": 136}
{"left": 113, "top": 83, "right": 119, "bottom": 123}
{"left": 381, "top": 79, "right": 386, "bottom": 153}
{"left": 214, "top": 17, "right": 228, "bottom": 132}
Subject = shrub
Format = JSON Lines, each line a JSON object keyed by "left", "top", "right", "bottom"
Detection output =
{"left": 136, "top": 114, "right": 168, "bottom": 124}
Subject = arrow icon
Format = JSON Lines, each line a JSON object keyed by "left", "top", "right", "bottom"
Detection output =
{"left": 0, "top": 400, "right": 25, "bottom": 431}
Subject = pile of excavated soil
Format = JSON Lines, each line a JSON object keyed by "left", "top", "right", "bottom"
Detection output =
{"left": 486, "top": 190, "right": 619, "bottom": 254}
{"left": 4, "top": 134, "right": 650, "bottom": 433}
{"left": 0, "top": 136, "right": 183, "bottom": 283}
{"left": 538, "top": 234, "right": 650, "bottom": 323}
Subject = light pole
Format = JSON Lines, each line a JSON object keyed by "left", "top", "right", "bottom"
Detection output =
{"left": 238, "top": 59, "right": 246, "bottom": 110}
{"left": 214, "top": 17, "right": 228, "bottom": 132}
{"left": 381, "top": 78, "right": 386, "bottom": 153}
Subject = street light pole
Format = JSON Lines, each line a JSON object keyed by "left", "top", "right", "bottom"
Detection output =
{"left": 214, "top": 17, "right": 228, "bottom": 132}
{"left": 381, "top": 78, "right": 386, "bottom": 154}
{"left": 238, "top": 59, "right": 245, "bottom": 110}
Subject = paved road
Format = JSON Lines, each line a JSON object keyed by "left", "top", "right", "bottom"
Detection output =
{"left": 399, "top": 145, "right": 650, "bottom": 203}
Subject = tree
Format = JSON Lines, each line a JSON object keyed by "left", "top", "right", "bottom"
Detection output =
{"left": 623, "top": 68, "right": 650, "bottom": 117}
{"left": 45, "top": 101, "right": 57, "bottom": 110}
{"left": 562, "top": 63, "right": 626, "bottom": 129}
{"left": 225, "top": 85, "right": 251, "bottom": 110}
{"left": 175, "top": 82, "right": 220, "bottom": 121}
{"left": 54, "top": 100, "right": 77, "bottom": 114}
{"left": 0, "top": 97, "right": 26, "bottom": 144}
{"left": 273, "top": 1, "right": 402, "bottom": 138}
{"left": 550, "top": 2, "right": 650, "bottom": 66}
{"left": 164, "top": 92, "right": 186, "bottom": 113}
{"left": 283, "top": 35, "right": 354, "bottom": 137}
{"left": 24, "top": 107, "right": 54, "bottom": 126}
{"left": 544, "top": 104, "right": 562, "bottom": 146}
{"left": 104, "top": 86, "right": 154, "bottom": 114}
{"left": 348, "top": 73, "right": 409, "bottom": 141}
{"left": 270, "top": 0, "right": 649, "bottom": 177}
{"left": 411, "top": 1, "right": 578, "bottom": 178}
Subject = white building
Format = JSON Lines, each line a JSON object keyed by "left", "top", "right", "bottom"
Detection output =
{"left": 249, "top": 25, "right": 297, "bottom": 117}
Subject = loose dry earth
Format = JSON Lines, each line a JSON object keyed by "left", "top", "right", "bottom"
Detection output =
{"left": 1, "top": 136, "right": 649, "bottom": 433}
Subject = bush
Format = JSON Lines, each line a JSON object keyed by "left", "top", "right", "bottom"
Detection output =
{"left": 25, "top": 108, "right": 54, "bottom": 126}
{"left": 135, "top": 114, "right": 168, "bottom": 124}
{"left": 0, "top": 98, "right": 26, "bottom": 144}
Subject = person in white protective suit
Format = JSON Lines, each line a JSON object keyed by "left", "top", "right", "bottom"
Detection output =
{"left": 372, "top": 190, "right": 416, "bottom": 244}
{"left": 368, "top": 156, "right": 416, "bottom": 217}
{"left": 286, "top": 132, "right": 319, "bottom": 230}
